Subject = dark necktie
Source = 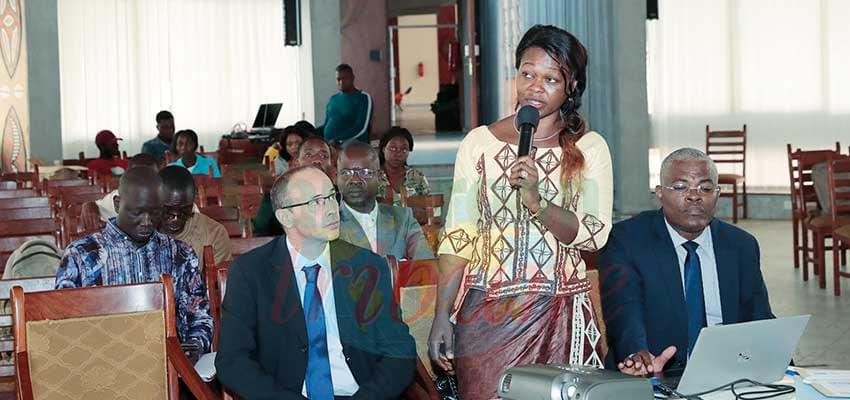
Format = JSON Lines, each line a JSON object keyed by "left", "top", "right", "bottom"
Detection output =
{"left": 302, "top": 264, "right": 334, "bottom": 399}
{"left": 683, "top": 241, "right": 707, "bottom": 356}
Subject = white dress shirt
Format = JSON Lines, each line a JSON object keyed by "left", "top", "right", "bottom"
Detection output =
{"left": 343, "top": 201, "right": 379, "bottom": 253}
{"left": 286, "top": 238, "right": 359, "bottom": 396}
{"left": 664, "top": 219, "right": 724, "bottom": 326}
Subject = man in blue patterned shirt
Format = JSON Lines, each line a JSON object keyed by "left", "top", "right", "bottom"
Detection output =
{"left": 55, "top": 167, "right": 213, "bottom": 353}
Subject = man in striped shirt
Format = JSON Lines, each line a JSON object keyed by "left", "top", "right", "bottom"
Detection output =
{"left": 55, "top": 167, "right": 212, "bottom": 354}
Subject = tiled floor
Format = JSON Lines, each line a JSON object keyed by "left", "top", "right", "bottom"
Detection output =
{"left": 739, "top": 219, "right": 850, "bottom": 368}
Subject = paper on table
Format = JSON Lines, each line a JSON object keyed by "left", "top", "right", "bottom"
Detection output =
{"left": 797, "top": 368, "right": 850, "bottom": 397}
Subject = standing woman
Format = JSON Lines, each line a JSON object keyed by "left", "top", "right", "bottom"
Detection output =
{"left": 427, "top": 25, "right": 613, "bottom": 399}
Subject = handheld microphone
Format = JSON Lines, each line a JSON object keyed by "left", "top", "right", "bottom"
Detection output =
{"left": 515, "top": 105, "right": 540, "bottom": 158}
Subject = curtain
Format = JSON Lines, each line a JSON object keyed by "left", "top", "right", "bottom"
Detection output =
{"left": 57, "top": 0, "right": 307, "bottom": 158}
{"left": 648, "top": 0, "right": 850, "bottom": 189}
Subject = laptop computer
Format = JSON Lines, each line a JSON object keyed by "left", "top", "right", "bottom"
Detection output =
{"left": 251, "top": 103, "right": 283, "bottom": 131}
{"left": 661, "top": 315, "right": 809, "bottom": 395}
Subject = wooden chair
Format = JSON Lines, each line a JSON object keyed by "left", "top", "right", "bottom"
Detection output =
{"left": 706, "top": 124, "right": 747, "bottom": 223}
{"left": 0, "top": 165, "right": 39, "bottom": 191}
{"left": 0, "top": 207, "right": 53, "bottom": 221}
{"left": 0, "top": 197, "right": 49, "bottom": 210}
{"left": 787, "top": 143, "right": 842, "bottom": 271}
{"left": 239, "top": 189, "right": 265, "bottom": 220}
{"left": 0, "top": 276, "right": 55, "bottom": 397}
{"left": 200, "top": 206, "right": 239, "bottom": 222}
{"left": 218, "top": 139, "right": 262, "bottom": 165}
{"left": 827, "top": 155, "right": 850, "bottom": 295}
{"left": 405, "top": 194, "right": 444, "bottom": 226}
{"left": 0, "top": 182, "right": 18, "bottom": 190}
{"left": 165, "top": 150, "right": 177, "bottom": 165}
{"left": 11, "top": 274, "right": 219, "bottom": 400}
{"left": 221, "top": 220, "right": 248, "bottom": 239}
{"left": 794, "top": 145, "right": 845, "bottom": 285}
{"left": 202, "top": 246, "right": 231, "bottom": 352}
{"left": 196, "top": 178, "right": 224, "bottom": 208}
{"left": 61, "top": 151, "right": 91, "bottom": 167}
{"left": 385, "top": 257, "right": 441, "bottom": 399}
{"left": 229, "top": 237, "right": 275, "bottom": 256}
{"left": 0, "top": 219, "right": 62, "bottom": 259}
{"left": 0, "top": 189, "right": 36, "bottom": 200}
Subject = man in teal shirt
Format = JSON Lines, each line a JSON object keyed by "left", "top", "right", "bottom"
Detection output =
{"left": 321, "top": 64, "right": 372, "bottom": 145}
{"left": 141, "top": 110, "right": 175, "bottom": 163}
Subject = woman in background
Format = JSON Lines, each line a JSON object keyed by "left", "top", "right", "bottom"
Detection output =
{"left": 168, "top": 129, "right": 222, "bottom": 177}
{"left": 377, "top": 126, "right": 430, "bottom": 205}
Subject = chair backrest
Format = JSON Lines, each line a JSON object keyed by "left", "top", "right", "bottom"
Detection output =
{"left": 0, "top": 165, "right": 39, "bottom": 191}
{"left": 196, "top": 178, "right": 224, "bottom": 208}
{"left": 203, "top": 246, "right": 231, "bottom": 352}
{"left": 220, "top": 220, "right": 248, "bottom": 238}
{"left": 200, "top": 206, "right": 239, "bottom": 222}
{"left": 0, "top": 189, "right": 37, "bottom": 199}
{"left": 61, "top": 152, "right": 90, "bottom": 167}
{"left": 0, "top": 277, "right": 55, "bottom": 377}
{"left": 0, "top": 207, "right": 53, "bottom": 221}
{"left": 405, "top": 194, "right": 445, "bottom": 226}
{"left": 827, "top": 155, "right": 850, "bottom": 222}
{"left": 0, "top": 181, "right": 18, "bottom": 190}
{"left": 230, "top": 237, "right": 275, "bottom": 256}
{"left": 0, "top": 219, "right": 60, "bottom": 239}
{"left": 0, "top": 236, "right": 58, "bottom": 274}
{"left": 0, "top": 197, "right": 49, "bottom": 210}
{"left": 705, "top": 124, "right": 747, "bottom": 176}
{"left": 789, "top": 143, "right": 842, "bottom": 211}
{"left": 12, "top": 277, "right": 175, "bottom": 400}
{"left": 239, "top": 191, "right": 265, "bottom": 220}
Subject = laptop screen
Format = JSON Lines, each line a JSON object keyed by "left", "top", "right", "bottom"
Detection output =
{"left": 252, "top": 103, "right": 283, "bottom": 128}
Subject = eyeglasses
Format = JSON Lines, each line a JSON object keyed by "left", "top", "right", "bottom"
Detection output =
{"left": 280, "top": 189, "right": 339, "bottom": 209}
{"left": 661, "top": 183, "right": 721, "bottom": 196}
{"left": 302, "top": 151, "right": 330, "bottom": 161}
{"left": 164, "top": 205, "right": 194, "bottom": 220}
{"left": 386, "top": 146, "right": 409, "bottom": 154}
{"left": 338, "top": 168, "right": 379, "bottom": 178}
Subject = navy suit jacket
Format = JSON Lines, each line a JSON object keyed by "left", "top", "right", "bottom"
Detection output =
{"left": 215, "top": 236, "right": 416, "bottom": 399}
{"left": 598, "top": 209, "right": 774, "bottom": 370}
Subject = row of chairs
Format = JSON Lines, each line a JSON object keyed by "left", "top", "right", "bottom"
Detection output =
{"left": 787, "top": 143, "right": 850, "bottom": 295}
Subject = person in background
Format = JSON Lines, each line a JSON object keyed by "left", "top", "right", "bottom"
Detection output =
{"left": 168, "top": 129, "right": 222, "bottom": 178}
{"left": 294, "top": 120, "right": 316, "bottom": 135}
{"left": 337, "top": 142, "right": 433, "bottom": 261}
{"left": 252, "top": 136, "right": 336, "bottom": 237}
{"left": 141, "top": 110, "right": 175, "bottom": 163}
{"left": 56, "top": 167, "right": 213, "bottom": 354}
{"left": 264, "top": 125, "right": 308, "bottom": 176}
{"left": 80, "top": 153, "right": 167, "bottom": 229}
{"left": 86, "top": 130, "right": 129, "bottom": 178}
{"left": 319, "top": 64, "right": 373, "bottom": 146}
{"left": 377, "top": 126, "right": 431, "bottom": 206}
{"left": 159, "top": 166, "right": 232, "bottom": 266}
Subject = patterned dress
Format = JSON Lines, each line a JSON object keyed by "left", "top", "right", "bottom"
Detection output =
{"left": 438, "top": 126, "right": 613, "bottom": 399}
{"left": 378, "top": 166, "right": 431, "bottom": 206}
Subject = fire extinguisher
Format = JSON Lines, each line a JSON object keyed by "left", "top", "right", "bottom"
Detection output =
{"left": 417, "top": 62, "right": 425, "bottom": 78}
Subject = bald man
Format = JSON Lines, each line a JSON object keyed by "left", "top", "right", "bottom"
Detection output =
{"left": 55, "top": 167, "right": 213, "bottom": 353}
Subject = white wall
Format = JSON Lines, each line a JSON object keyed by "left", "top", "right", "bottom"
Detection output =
{"left": 397, "top": 14, "right": 440, "bottom": 106}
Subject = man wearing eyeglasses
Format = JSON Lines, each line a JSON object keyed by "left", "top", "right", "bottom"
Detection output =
{"left": 216, "top": 165, "right": 416, "bottom": 399}
{"left": 337, "top": 142, "right": 433, "bottom": 261}
{"left": 598, "top": 147, "right": 774, "bottom": 376}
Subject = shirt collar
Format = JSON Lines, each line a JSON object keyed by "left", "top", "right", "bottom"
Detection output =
{"left": 343, "top": 200, "right": 378, "bottom": 221}
{"left": 285, "top": 237, "right": 331, "bottom": 273}
{"left": 663, "top": 217, "right": 713, "bottom": 253}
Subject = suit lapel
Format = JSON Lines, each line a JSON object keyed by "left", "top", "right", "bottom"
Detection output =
{"left": 711, "top": 220, "right": 739, "bottom": 324}
{"left": 652, "top": 210, "right": 689, "bottom": 327}
{"left": 376, "top": 204, "right": 395, "bottom": 257}
{"left": 269, "top": 237, "right": 307, "bottom": 348}
{"left": 339, "top": 203, "right": 371, "bottom": 250}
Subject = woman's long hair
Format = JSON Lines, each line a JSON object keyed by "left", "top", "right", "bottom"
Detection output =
{"left": 515, "top": 25, "right": 589, "bottom": 190}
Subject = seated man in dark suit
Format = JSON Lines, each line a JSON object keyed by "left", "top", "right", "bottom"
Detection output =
{"left": 337, "top": 142, "right": 433, "bottom": 261}
{"left": 599, "top": 147, "right": 774, "bottom": 376}
{"left": 216, "top": 165, "right": 416, "bottom": 399}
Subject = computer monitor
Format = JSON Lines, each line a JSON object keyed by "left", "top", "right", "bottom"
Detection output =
{"left": 252, "top": 103, "right": 283, "bottom": 129}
